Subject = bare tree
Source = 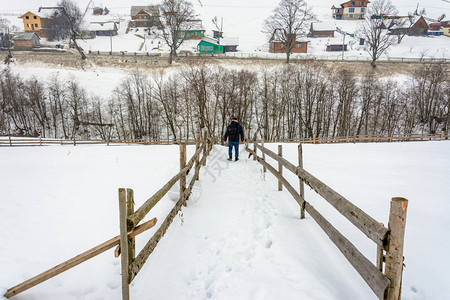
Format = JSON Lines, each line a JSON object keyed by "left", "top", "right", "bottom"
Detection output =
{"left": 262, "top": 0, "right": 315, "bottom": 63}
{"left": 159, "top": 0, "right": 197, "bottom": 64}
{"left": 357, "top": 0, "right": 399, "bottom": 68}
{"left": 41, "top": 0, "right": 86, "bottom": 59}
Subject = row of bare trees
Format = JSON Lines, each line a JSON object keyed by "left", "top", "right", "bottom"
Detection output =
{"left": 0, "top": 63, "right": 448, "bottom": 142}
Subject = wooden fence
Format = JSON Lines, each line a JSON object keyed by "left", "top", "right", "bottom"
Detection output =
{"left": 246, "top": 141, "right": 408, "bottom": 300}
{"left": 0, "top": 136, "right": 199, "bottom": 147}
{"left": 3, "top": 135, "right": 213, "bottom": 299}
{"left": 1, "top": 133, "right": 448, "bottom": 147}
{"left": 263, "top": 133, "right": 449, "bottom": 144}
{"left": 117, "top": 134, "right": 213, "bottom": 299}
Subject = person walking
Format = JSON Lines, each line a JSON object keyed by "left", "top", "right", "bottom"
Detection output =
{"left": 224, "top": 117, "right": 244, "bottom": 161}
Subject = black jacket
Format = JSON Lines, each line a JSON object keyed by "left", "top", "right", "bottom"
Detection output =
{"left": 224, "top": 121, "right": 244, "bottom": 142}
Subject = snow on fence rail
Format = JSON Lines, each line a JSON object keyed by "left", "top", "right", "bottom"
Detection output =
{"left": 246, "top": 141, "right": 408, "bottom": 300}
{"left": 4, "top": 134, "right": 213, "bottom": 299}
{"left": 117, "top": 134, "right": 213, "bottom": 299}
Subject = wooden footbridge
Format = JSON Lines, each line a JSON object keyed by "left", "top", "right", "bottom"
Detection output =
{"left": 4, "top": 136, "right": 408, "bottom": 300}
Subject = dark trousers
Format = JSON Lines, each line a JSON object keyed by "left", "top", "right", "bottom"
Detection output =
{"left": 228, "top": 141, "right": 240, "bottom": 158}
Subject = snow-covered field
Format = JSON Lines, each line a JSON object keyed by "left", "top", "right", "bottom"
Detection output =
{"left": 2, "top": 0, "right": 450, "bottom": 60}
{"left": 0, "top": 141, "right": 449, "bottom": 299}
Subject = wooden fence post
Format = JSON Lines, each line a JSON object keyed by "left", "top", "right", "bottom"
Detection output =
{"left": 384, "top": 197, "right": 408, "bottom": 300}
{"left": 203, "top": 130, "right": 207, "bottom": 166}
{"left": 313, "top": 134, "right": 316, "bottom": 144}
{"left": 39, "top": 136, "right": 42, "bottom": 146}
{"left": 127, "top": 189, "right": 135, "bottom": 264}
{"left": 9, "top": 135, "right": 12, "bottom": 146}
{"left": 262, "top": 138, "right": 266, "bottom": 173}
{"left": 278, "top": 145, "right": 283, "bottom": 191}
{"left": 118, "top": 188, "right": 130, "bottom": 300}
{"left": 253, "top": 142, "right": 257, "bottom": 161}
{"left": 180, "top": 142, "right": 187, "bottom": 206}
{"left": 298, "top": 144, "right": 305, "bottom": 219}
{"left": 195, "top": 134, "right": 200, "bottom": 180}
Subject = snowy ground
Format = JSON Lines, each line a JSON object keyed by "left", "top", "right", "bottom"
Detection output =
{"left": 0, "top": 141, "right": 449, "bottom": 299}
{"left": 2, "top": 0, "right": 450, "bottom": 60}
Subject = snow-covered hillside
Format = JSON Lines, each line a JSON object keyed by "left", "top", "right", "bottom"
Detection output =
{"left": 0, "top": 141, "right": 449, "bottom": 299}
{"left": 2, "top": 0, "right": 450, "bottom": 59}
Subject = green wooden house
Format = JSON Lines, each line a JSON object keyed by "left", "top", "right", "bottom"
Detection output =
{"left": 197, "top": 37, "right": 224, "bottom": 54}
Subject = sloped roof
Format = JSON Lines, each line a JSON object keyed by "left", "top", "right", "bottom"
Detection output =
{"left": 219, "top": 37, "right": 239, "bottom": 46}
{"left": 131, "top": 6, "right": 159, "bottom": 16}
{"left": 13, "top": 32, "right": 40, "bottom": 40}
{"left": 19, "top": 9, "right": 60, "bottom": 19}
{"left": 312, "top": 22, "right": 336, "bottom": 31}
{"left": 88, "top": 22, "right": 117, "bottom": 31}
{"left": 201, "top": 37, "right": 219, "bottom": 45}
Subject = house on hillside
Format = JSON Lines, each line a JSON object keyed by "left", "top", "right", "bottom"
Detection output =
{"left": 178, "top": 21, "right": 206, "bottom": 40}
{"left": 88, "top": 22, "right": 118, "bottom": 36}
{"left": 131, "top": 6, "right": 160, "bottom": 28}
{"left": 18, "top": 11, "right": 53, "bottom": 38}
{"left": 220, "top": 37, "right": 239, "bottom": 52}
{"left": 331, "top": 0, "right": 370, "bottom": 20}
{"left": 409, "top": 16, "right": 429, "bottom": 36}
{"left": 428, "top": 22, "right": 443, "bottom": 36}
{"left": 13, "top": 32, "right": 40, "bottom": 50}
{"left": 309, "top": 22, "right": 336, "bottom": 38}
{"left": 93, "top": 7, "right": 104, "bottom": 15}
{"left": 197, "top": 37, "right": 223, "bottom": 54}
{"left": 213, "top": 30, "right": 223, "bottom": 39}
{"left": 443, "top": 21, "right": 450, "bottom": 37}
{"left": 269, "top": 40, "right": 308, "bottom": 53}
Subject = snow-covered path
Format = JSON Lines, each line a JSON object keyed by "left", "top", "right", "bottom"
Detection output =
{"left": 131, "top": 145, "right": 375, "bottom": 300}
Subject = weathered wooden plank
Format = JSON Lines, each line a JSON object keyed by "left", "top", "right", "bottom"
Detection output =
{"left": 261, "top": 138, "right": 267, "bottom": 173}
{"left": 278, "top": 145, "right": 283, "bottom": 191}
{"left": 255, "top": 143, "right": 389, "bottom": 247}
{"left": 195, "top": 135, "right": 201, "bottom": 180}
{"left": 298, "top": 144, "right": 306, "bottom": 219}
{"left": 127, "top": 144, "right": 205, "bottom": 231}
{"left": 119, "top": 188, "right": 130, "bottom": 300}
{"left": 384, "top": 198, "right": 408, "bottom": 300}
{"left": 180, "top": 142, "right": 187, "bottom": 206}
{"left": 304, "top": 202, "right": 391, "bottom": 299}
{"left": 4, "top": 218, "right": 157, "bottom": 299}
{"left": 126, "top": 189, "right": 135, "bottom": 264}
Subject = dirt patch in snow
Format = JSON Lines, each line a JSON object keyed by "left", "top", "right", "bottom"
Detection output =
{"left": 2, "top": 50, "right": 448, "bottom": 77}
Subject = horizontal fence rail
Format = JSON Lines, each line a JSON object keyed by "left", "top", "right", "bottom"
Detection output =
{"left": 245, "top": 141, "right": 408, "bottom": 300}
{"left": 254, "top": 143, "right": 389, "bottom": 247}
{"left": 260, "top": 133, "right": 449, "bottom": 144}
{"left": 4, "top": 218, "right": 157, "bottom": 299}
{"left": 0, "top": 137, "right": 201, "bottom": 147}
{"left": 1, "top": 133, "right": 447, "bottom": 147}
